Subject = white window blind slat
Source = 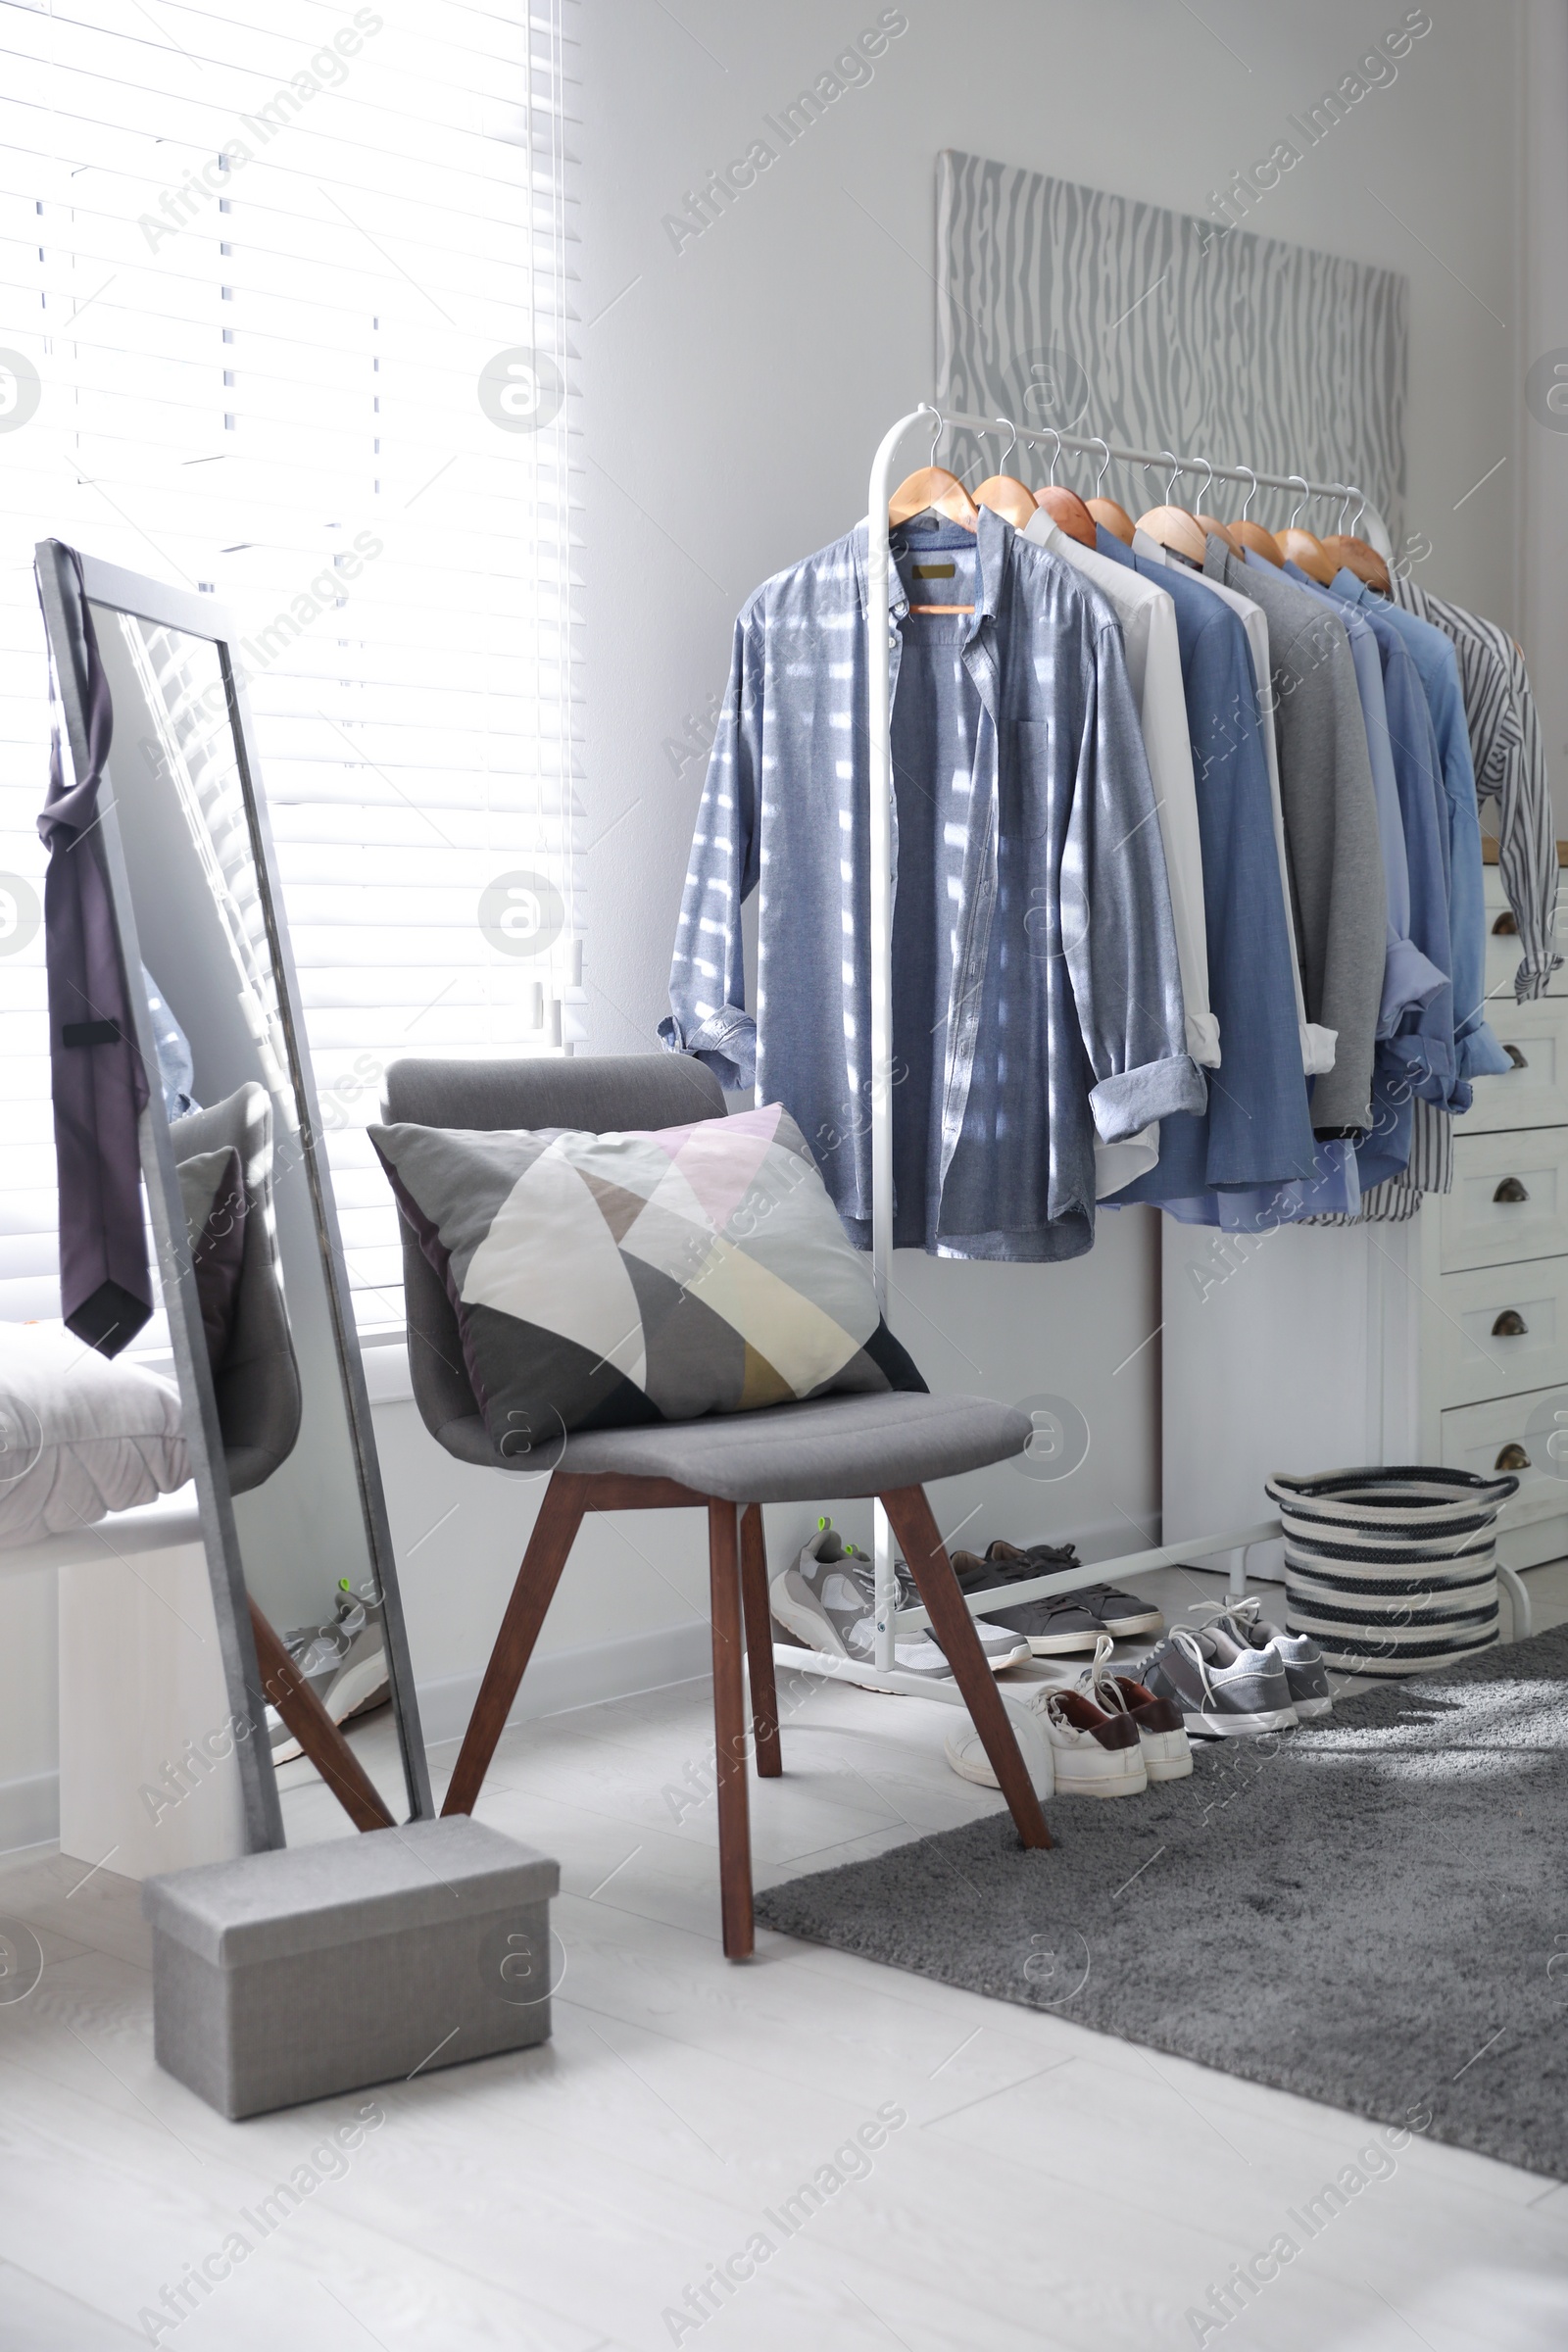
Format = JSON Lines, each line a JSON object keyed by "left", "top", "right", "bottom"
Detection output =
{"left": 0, "top": 0, "right": 582, "bottom": 1339}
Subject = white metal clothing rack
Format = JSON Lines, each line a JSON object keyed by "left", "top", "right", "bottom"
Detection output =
{"left": 769, "top": 406, "right": 1520, "bottom": 1787}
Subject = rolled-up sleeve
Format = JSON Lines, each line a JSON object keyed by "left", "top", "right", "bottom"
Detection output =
{"left": 1063, "top": 626, "right": 1207, "bottom": 1146}
{"left": 659, "top": 614, "right": 763, "bottom": 1091}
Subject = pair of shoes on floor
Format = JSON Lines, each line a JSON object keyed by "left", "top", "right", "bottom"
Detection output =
{"left": 268, "top": 1581, "right": 390, "bottom": 1764}
{"left": 1135, "top": 1594, "right": 1333, "bottom": 1738}
{"left": 945, "top": 1636, "right": 1192, "bottom": 1798}
{"left": 951, "top": 1539, "right": 1164, "bottom": 1653}
{"left": 770, "top": 1523, "right": 1032, "bottom": 1681}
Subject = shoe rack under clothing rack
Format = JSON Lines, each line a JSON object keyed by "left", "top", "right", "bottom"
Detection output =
{"left": 767, "top": 406, "right": 1528, "bottom": 1781}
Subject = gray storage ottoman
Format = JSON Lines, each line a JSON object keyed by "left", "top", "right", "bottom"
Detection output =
{"left": 142, "top": 1817, "right": 560, "bottom": 2118}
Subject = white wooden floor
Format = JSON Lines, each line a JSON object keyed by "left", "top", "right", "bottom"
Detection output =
{"left": 3, "top": 1561, "right": 1568, "bottom": 2350}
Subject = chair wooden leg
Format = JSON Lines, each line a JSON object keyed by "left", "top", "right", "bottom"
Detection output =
{"left": 737, "top": 1503, "right": 781, "bottom": 1778}
{"left": 708, "top": 1498, "right": 755, "bottom": 1958}
{"left": 249, "top": 1597, "right": 394, "bottom": 1832}
{"left": 878, "top": 1486, "right": 1053, "bottom": 1850}
{"left": 442, "top": 1473, "right": 587, "bottom": 1818}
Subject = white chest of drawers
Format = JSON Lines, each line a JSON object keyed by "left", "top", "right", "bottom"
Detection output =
{"left": 1418, "top": 859, "right": 1568, "bottom": 1567}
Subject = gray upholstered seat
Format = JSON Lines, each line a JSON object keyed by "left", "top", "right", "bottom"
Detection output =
{"left": 380, "top": 1054, "right": 1049, "bottom": 1954}
{"left": 441, "top": 1391, "right": 1030, "bottom": 1500}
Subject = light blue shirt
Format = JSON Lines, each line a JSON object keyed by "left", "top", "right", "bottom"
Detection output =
{"left": 662, "top": 506, "right": 1205, "bottom": 1260}
{"left": 1330, "top": 571, "right": 1508, "bottom": 1082}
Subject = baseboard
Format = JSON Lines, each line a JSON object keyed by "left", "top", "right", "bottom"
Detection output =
{"left": 0, "top": 1769, "right": 59, "bottom": 1857}
{"left": 415, "top": 1617, "right": 713, "bottom": 1747}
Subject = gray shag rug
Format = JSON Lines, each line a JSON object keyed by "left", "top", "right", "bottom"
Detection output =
{"left": 756, "top": 1623, "right": 1568, "bottom": 2180}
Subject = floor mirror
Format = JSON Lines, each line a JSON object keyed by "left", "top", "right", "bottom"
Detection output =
{"left": 36, "top": 539, "right": 432, "bottom": 1848}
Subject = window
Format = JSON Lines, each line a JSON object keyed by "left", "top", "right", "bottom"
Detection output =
{"left": 0, "top": 0, "right": 582, "bottom": 1338}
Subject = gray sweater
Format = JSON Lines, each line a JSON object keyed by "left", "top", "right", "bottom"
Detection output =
{"left": 1204, "top": 541, "right": 1386, "bottom": 1132}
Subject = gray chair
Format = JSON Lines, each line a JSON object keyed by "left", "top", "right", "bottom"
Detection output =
{"left": 384, "top": 1055, "right": 1052, "bottom": 1957}
{"left": 171, "top": 1083, "right": 302, "bottom": 1494}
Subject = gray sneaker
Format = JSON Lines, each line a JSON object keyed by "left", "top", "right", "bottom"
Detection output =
{"left": 954, "top": 1544, "right": 1163, "bottom": 1652}
{"left": 769, "top": 1523, "right": 1028, "bottom": 1679}
{"left": 1136, "top": 1624, "right": 1298, "bottom": 1738}
{"left": 1195, "top": 1595, "right": 1333, "bottom": 1721}
{"left": 270, "top": 1581, "right": 389, "bottom": 1765}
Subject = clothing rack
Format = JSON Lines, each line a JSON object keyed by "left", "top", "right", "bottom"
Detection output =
{"left": 769, "top": 406, "right": 1522, "bottom": 1786}
{"left": 938, "top": 404, "right": 1396, "bottom": 559}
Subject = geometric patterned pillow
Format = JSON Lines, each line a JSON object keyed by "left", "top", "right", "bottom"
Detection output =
{"left": 369, "top": 1102, "right": 925, "bottom": 1455}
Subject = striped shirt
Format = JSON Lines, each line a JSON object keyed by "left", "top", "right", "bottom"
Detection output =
{"left": 1392, "top": 578, "right": 1560, "bottom": 1003}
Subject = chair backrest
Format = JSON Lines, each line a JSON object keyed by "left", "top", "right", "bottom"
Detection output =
{"left": 171, "top": 1082, "right": 303, "bottom": 1493}
{"left": 381, "top": 1055, "right": 728, "bottom": 1448}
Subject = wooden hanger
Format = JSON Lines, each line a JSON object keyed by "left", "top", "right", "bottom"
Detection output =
{"left": 1274, "top": 477, "right": 1335, "bottom": 583}
{"left": 1137, "top": 505, "right": 1209, "bottom": 564}
{"left": 1181, "top": 461, "right": 1237, "bottom": 557}
{"left": 1276, "top": 526, "right": 1335, "bottom": 584}
{"left": 1036, "top": 485, "right": 1098, "bottom": 547}
{"left": 973, "top": 473, "right": 1039, "bottom": 528}
{"left": 889, "top": 467, "right": 978, "bottom": 529}
{"left": 1026, "top": 426, "right": 1097, "bottom": 547}
{"left": 1229, "top": 519, "right": 1284, "bottom": 564}
{"left": 890, "top": 422, "right": 978, "bottom": 612}
{"left": 1087, "top": 497, "right": 1136, "bottom": 545}
{"left": 1077, "top": 436, "right": 1134, "bottom": 545}
{"left": 1226, "top": 466, "right": 1283, "bottom": 564}
{"left": 1323, "top": 533, "right": 1392, "bottom": 596}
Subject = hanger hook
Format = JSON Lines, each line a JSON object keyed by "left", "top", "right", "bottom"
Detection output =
{"left": 1348, "top": 483, "right": 1366, "bottom": 533}
{"left": 1043, "top": 426, "right": 1062, "bottom": 485}
{"left": 927, "top": 407, "right": 945, "bottom": 466}
{"left": 1159, "top": 448, "right": 1182, "bottom": 504}
{"left": 1194, "top": 453, "right": 1215, "bottom": 514}
{"left": 1288, "top": 474, "right": 1309, "bottom": 528}
{"left": 1337, "top": 483, "right": 1353, "bottom": 534}
{"left": 1089, "top": 436, "right": 1111, "bottom": 496}
{"left": 993, "top": 415, "right": 1018, "bottom": 467}
{"left": 1237, "top": 464, "right": 1257, "bottom": 521}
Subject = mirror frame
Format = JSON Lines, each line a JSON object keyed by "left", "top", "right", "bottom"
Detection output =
{"left": 35, "top": 538, "right": 433, "bottom": 1845}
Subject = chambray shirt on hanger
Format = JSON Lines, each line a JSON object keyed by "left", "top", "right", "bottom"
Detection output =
{"left": 661, "top": 506, "right": 1204, "bottom": 1261}
{"left": 1330, "top": 571, "right": 1508, "bottom": 1082}
{"left": 1284, "top": 562, "right": 1464, "bottom": 1115}
{"left": 1092, "top": 531, "right": 1317, "bottom": 1201}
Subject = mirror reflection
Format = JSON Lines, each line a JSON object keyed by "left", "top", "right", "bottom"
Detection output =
{"left": 87, "top": 602, "right": 422, "bottom": 1816}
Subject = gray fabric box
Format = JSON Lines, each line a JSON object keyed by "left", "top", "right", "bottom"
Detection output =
{"left": 142, "top": 1818, "right": 560, "bottom": 2118}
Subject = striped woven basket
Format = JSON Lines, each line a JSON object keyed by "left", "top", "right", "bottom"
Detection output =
{"left": 1262, "top": 1466, "right": 1519, "bottom": 1678}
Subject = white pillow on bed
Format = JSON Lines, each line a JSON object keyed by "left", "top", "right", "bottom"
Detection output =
{"left": 0, "top": 1323, "right": 189, "bottom": 1549}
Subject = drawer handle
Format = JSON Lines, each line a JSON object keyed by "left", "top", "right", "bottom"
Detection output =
{"left": 1492, "top": 909, "right": 1519, "bottom": 936}
{"left": 1503, "top": 1044, "right": 1529, "bottom": 1071}
{"left": 1495, "top": 1442, "right": 1532, "bottom": 1471}
{"left": 1494, "top": 1176, "right": 1530, "bottom": 1202}
{"left": 1492, "top": 1308, "right": 1528, "bottom": 1337}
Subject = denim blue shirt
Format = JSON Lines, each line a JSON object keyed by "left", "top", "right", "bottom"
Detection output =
{"left": 662, "top": 508, "right": 1204, "bottom": 1259}
{"left": 1331, "top": 572, "right": 1508, "bottom": 1082}
{"left": 1094, "top": 533, "right": 1317, "bottom": 1199}
{"left": 1286, "top": 564, "right": 1466, "bottom": 1113}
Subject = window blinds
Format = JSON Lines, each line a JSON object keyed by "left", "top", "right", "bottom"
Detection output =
{"left": 0, "top": 0, "right": 582, "bottom": 1338}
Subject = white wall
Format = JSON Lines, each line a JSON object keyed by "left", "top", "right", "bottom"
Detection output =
{"left": 1521, "top": 0, "right": 1568, "bottom": 828}
{"left": 4, "top": 0, "right": 1545, "bottom": 1844}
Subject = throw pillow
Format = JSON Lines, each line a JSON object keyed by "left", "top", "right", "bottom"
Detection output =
{"left": 370, "top": 1103, "right": 925, "bottom": 1452}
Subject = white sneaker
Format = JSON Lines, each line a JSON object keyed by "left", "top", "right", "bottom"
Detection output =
{"left": 1068, "top": 1635, "right": 1194, "bottom": 1782}
{"left": 946, "top": 1682, "right": 1147, "bottom": 1798}
{"left": 770, "top": 1522, "right": 1029, "bottom": 1680}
